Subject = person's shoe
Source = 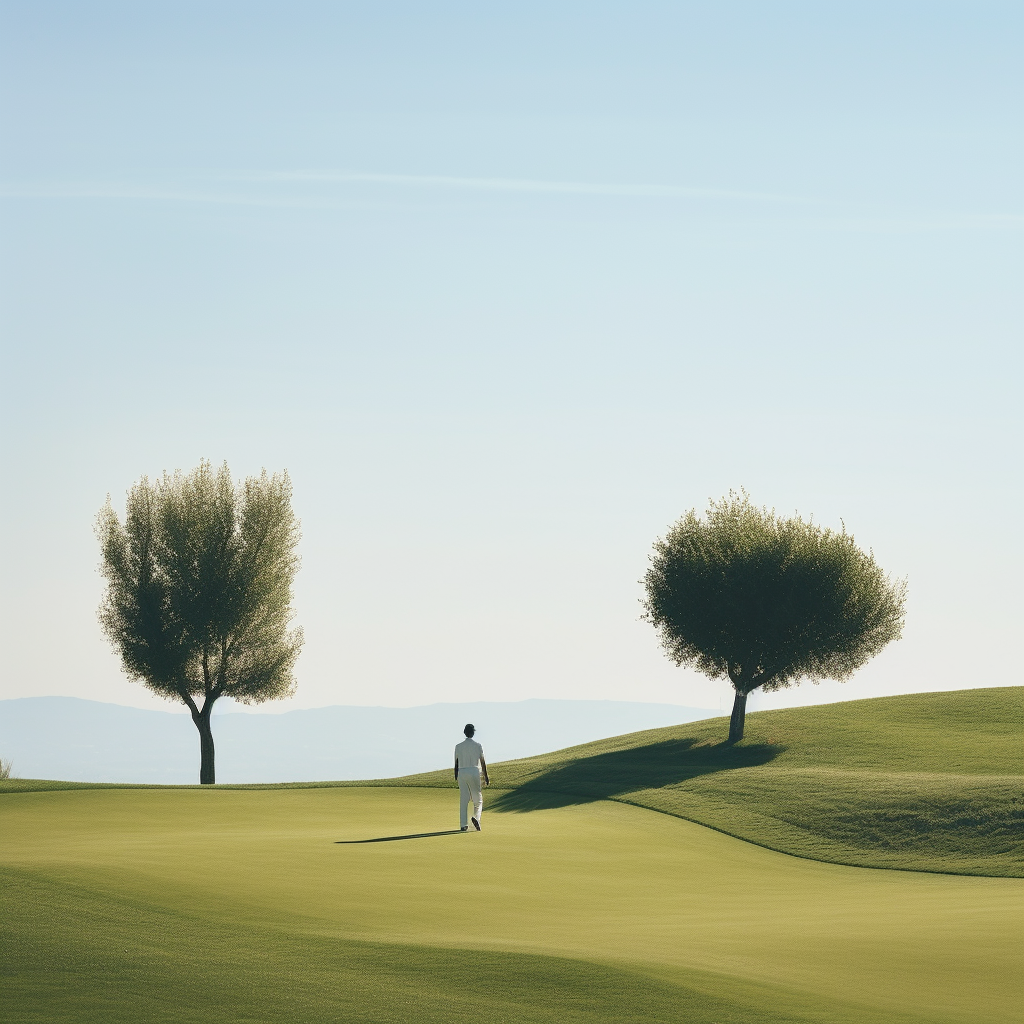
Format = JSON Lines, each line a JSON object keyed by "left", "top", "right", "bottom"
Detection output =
{"left": 471, "top": 817, "right": 481, "bottom": 831}
{"left": 460, "top": 826, "right": 468, "bottom": 831}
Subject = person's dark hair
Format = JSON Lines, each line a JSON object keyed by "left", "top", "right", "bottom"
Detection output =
{"left": 464, "top": 723, "right": 475, "bottom": 737}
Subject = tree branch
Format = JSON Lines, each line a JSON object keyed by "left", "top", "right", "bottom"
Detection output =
{"left": 178, "top": 688, "right": 200, "bottom": 718}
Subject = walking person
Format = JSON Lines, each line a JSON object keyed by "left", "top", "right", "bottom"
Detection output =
{"left": 454, "top": 723, "right": 489, "bottom": 831}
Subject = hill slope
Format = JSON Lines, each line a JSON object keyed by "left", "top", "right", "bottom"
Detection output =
{"left": 395, "top": 687, "right": 1024, "bottom": 876}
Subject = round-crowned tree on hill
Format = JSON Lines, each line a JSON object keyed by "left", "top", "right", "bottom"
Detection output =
{"left": 96, "top": 461, "right": 303, "bottom": 784}
{"left": 642, "top": 491, "right": 906, "bottom": 743}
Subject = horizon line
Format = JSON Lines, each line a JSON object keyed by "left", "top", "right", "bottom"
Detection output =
{"left": 0, "top": 694, "right": 721, "bottom": 714}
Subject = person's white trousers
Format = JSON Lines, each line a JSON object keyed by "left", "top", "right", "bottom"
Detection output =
{"left": 458, "top": 767, "right": 482, "bottom": 828}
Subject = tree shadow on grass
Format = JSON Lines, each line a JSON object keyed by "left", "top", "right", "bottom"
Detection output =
{"left": 491, "top": 738, "right": 785, "bottom": 813}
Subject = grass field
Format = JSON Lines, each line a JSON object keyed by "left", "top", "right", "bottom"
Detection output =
{"left": 393, "top": 686, "right": 1024, "bottom": 877}
{"left": 2, "top": 688, "right": 1022, "bottom": 1022}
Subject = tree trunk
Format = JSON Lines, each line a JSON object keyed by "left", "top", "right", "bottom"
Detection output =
{"left": 191, "top": 705, "right": 216, "bottom": 785}
{"left": 728, "top": 689, "right": 748, "bottom": 744}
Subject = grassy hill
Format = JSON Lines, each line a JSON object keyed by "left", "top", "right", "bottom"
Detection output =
{"left": 1, "top": 688, "right": 1021, "bottom": 1023}
{"left": 390, "top": 686, "right": 1024, "bottom": 877}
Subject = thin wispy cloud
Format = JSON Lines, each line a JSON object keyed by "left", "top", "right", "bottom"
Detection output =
{"left": 0, "top": 171, "right": 809, "bottom": 207}
{"left": 0, "top": 175, "right": 1019, "bottom": 231}
{"left": 242, "top": 170, "right": 812, "bottom": 205}
{"left": 0, "top": 181, "right": 324, "bottom": 209}
{"left": 809, "top": 213, "right": 1024, "bottom": 233}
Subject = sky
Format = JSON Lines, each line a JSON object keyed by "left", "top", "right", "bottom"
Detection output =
{"left": 1, "top": 2, "right": 1021, "bottom": 717}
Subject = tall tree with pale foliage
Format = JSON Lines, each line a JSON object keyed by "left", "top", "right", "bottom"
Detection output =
{"left": 643, "top": 491, "right": 906, "bottom": 743}
{"left": 97, "top": 461, "right": 303, "bottom": 783}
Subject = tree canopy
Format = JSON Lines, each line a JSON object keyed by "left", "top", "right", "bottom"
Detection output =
{"left": 643, "top": 491, "right": 906, "bottom": 742}
{"left": 96, "top": 460, "right": 303, "bottom": 783}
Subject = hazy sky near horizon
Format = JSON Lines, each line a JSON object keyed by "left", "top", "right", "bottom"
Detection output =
{"left": 1, "top": 2, "right": 1021, "bottom": 716}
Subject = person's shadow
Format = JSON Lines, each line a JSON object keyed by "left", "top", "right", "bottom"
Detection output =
{"left": 335, "top": 829, "right": 465, "bottom": 844}
{"left": 490, "top": 737, "right": 784, "bottom": 813}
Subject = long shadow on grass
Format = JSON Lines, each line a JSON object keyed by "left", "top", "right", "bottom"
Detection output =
{"left": 491, "top": 738, "right": 784, "bottom": 813}
{"left": 336, "top": 830, "right": 465, "bottom": 844}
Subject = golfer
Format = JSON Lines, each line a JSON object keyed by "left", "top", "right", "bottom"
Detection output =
{"left": 454, "top": 723, "right": 489, "bottom": 831}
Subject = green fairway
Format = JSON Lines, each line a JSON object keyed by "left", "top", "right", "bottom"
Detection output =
{"left": 3, "top": 784, "right": 1022, "bottom": 1023}
{"left": 3, "top": 687, "right": 1022, "bottom": 1022}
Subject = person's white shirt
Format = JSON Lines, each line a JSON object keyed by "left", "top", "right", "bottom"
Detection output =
{"left": 454, "top": 736, "right": 484, "bottom": 770}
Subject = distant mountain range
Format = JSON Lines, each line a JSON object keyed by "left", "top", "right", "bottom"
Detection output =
{"left": 0, "top": 696, "right": 719, "bottom": 785}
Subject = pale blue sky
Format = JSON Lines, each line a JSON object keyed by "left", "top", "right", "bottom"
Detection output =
{"left": 1, "top": 2, "right": 1020, "bottom": 714}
